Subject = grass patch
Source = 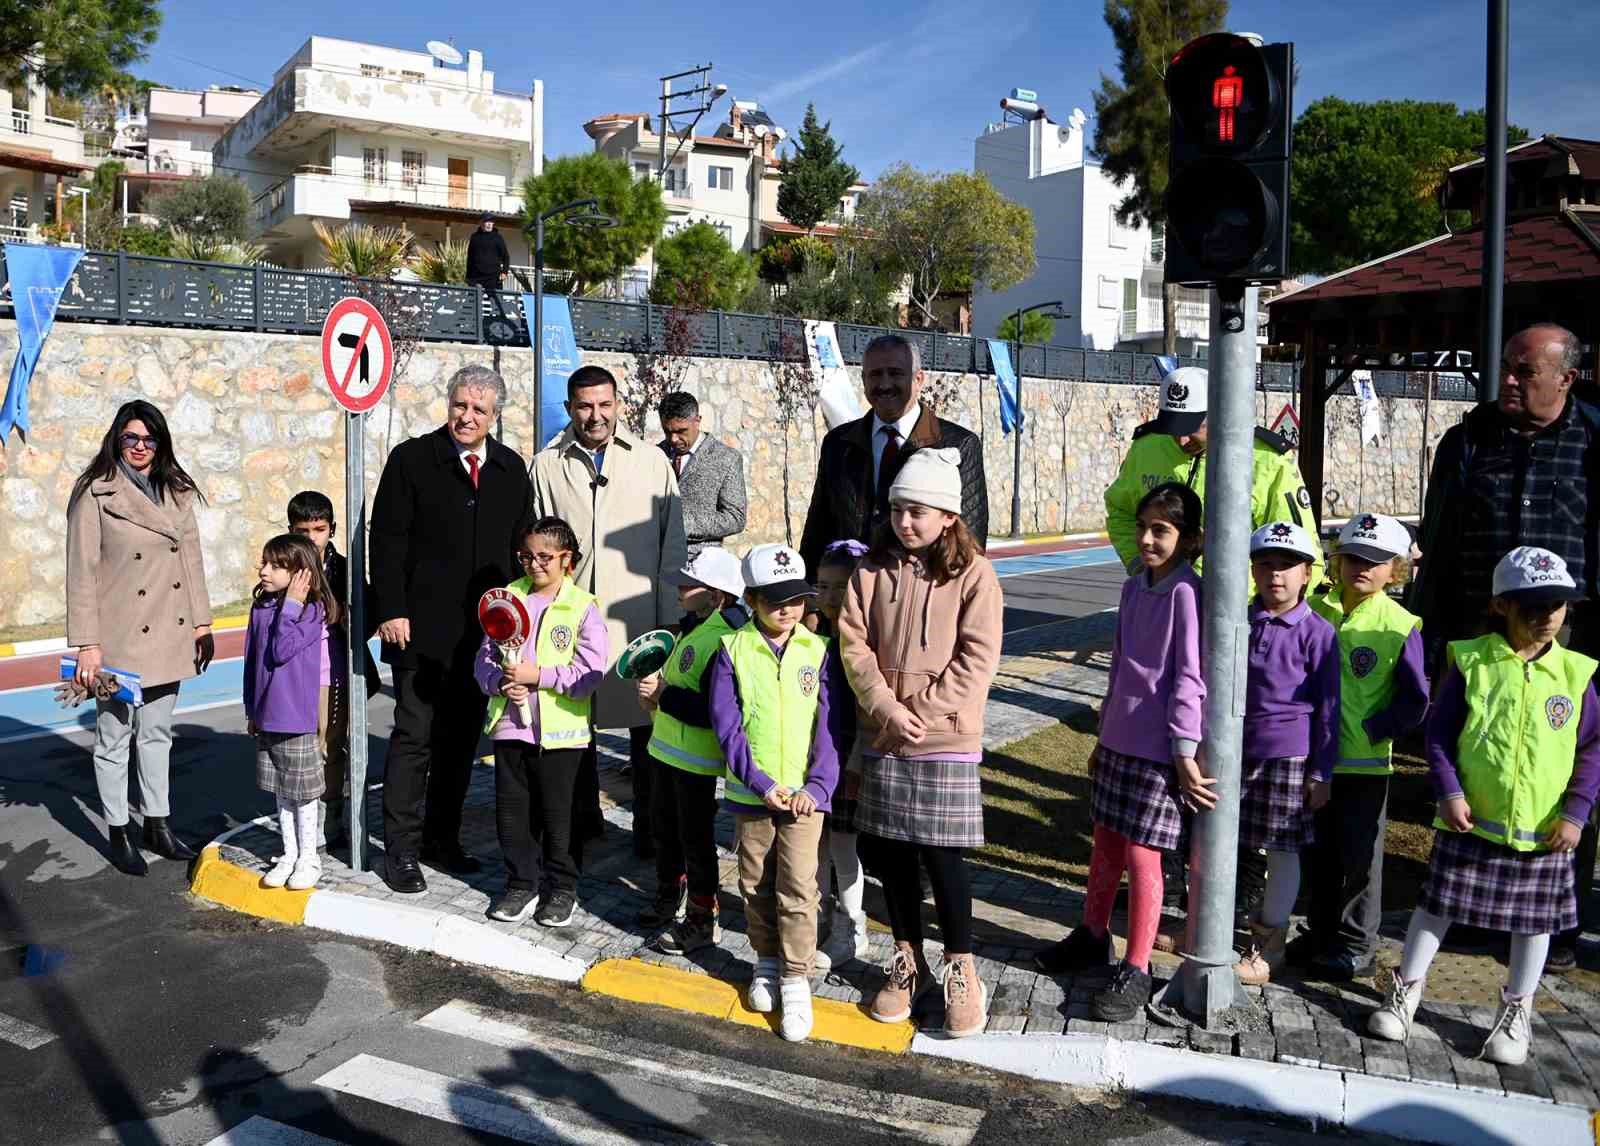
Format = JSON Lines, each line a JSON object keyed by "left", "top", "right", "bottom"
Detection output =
{"left": 980, "top": 719, "right": 1437, "bottom": 910}
{"left": 0, "top": 597, "right": 255, "bottom": 647}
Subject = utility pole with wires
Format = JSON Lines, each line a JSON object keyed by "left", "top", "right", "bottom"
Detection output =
{"left": 655, "top": 63, "right": 728, "bottom": 185}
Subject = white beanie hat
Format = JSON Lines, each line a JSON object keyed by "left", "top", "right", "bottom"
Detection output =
{"left": 888, "top": 447, "right": 963, "bottom": 515}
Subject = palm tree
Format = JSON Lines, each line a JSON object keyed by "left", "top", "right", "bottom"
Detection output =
{"left": 409, "top": 236, "right": 468, "bottom": 284}
{"left": 313, "top": 221, "right": 413, "bottom": 279}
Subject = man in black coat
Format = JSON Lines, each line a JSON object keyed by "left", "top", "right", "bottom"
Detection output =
{"left": 466, "top": 214, "right": 511, "bottom": 316}
{"left": 799, "top": 332, "right": 988, "bottom": 572}
{"left": 370, "top": 364, "right": 532, "bottom": 893}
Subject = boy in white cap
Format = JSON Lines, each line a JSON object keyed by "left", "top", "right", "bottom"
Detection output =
{"left": 704, "top": 544, "right": 841, "bottom": 1042}
{"left": 1370, "top": 546, "right": 1600, "bottom": 1065}
{"left": 1232, "top": 521, "right": 1340, "bottom": 986}
{"left": 1297, "top": 514, "right": 1430, "bottom": 979}
{"left": 637, "top": 547, "right": 748, "bottom": 953}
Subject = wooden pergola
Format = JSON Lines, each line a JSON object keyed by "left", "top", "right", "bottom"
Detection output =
{"left": 1267, "top": 135, "right": 1600, "bottom": 518}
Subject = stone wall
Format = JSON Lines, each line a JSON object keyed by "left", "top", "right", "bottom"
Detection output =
{"left": 0, "top": 320, "right": 1474, "bottom": 630}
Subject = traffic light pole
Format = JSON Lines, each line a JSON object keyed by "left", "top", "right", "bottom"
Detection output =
{"left": 1160, "top": 278, "right": 1255, "bottom": 1027}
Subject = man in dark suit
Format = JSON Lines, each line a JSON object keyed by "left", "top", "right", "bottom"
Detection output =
{"left": 799, "top": 333, "right": 988, "bottom": 571}
{"left": 370, "top": 365, "right": 532, "bottom": 893}
{"left": 658, "top": 391, "right": 747, "bottom": 557}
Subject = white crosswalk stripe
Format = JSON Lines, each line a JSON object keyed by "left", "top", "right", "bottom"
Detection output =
{"left": 0, "top": 1010, "right": 56, "bottom": 1050}
{"left": 203, "top": 1116, "right": 342, "bottom": 1145}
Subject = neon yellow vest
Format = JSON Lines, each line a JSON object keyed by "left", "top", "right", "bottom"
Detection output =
{"left": 1441, "top": 633, "right": 1597, "bottom": 852}
{"left": 482, "top": 578, "right": 596, "bottom": 748}
{"left": 721, "top": 624, "right": 828, "bottom": 808}
{"left": 648, "top": 608, "right": 740, "bottom": 775}
{"left": 1308, "top": 586, "right": 1422, "bottom": 775}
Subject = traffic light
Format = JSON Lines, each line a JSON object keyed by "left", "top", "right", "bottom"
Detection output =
{"left": 1164, "top": 33, "right": 1293, "bottom": 285}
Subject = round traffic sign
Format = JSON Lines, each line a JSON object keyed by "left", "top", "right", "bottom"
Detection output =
{"left": 321, "top": 297, "right": 395, "bottom": 413}
{"left": 478, "top": 587, "right": 532, "bottom": 648}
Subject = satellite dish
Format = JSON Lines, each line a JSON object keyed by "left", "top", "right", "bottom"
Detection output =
{"left": 426, "top": 40, "right": 463, "bottom": 66}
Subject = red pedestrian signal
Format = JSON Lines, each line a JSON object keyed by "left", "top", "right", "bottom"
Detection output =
{"left": 1165, "top": 33, "right": 1294, "bottom": 284}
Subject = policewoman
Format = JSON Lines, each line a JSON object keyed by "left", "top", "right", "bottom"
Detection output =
{"left": 1104, "top": 365, "right": 1324, "bottom": 590}
{"left": 638, "top": 546, "right": 749, "bottom": 954}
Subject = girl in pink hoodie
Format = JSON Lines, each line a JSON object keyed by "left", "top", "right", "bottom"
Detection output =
{"left": 1034, "top": 482, "right": 1209, "bottom": 1021}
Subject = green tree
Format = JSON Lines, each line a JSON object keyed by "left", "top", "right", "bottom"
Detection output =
{"left": 775, "top": 256, "right": 895, "bottom": 326}
{"left": 996, "top": 311, "right": 1056, "bottom": 344}
{"left": 650, "top": 222, "right": 755, "bottom": 311}
{"left": 777, "top": 104, "right": 859, "bottom": 232}
{"left": 1092, "top": 0, "right": 1228, "bottom": 355}
{"left": 848, "top": 164, "right": 1034, "bottom": 330}
{"left": 755, "top": 233, "right": 836, "bottom": 285}
{"left": 146, "top": 174, "right": 251, "bottom": 241}
{"left": 1291, "top": 97, "right": 1529, "bottom": 274}
{"left": 520, "top": 153, "right": 666, "bottom": 296}
{"left": 0, "top": 1, "right": 161, "bottom": 98}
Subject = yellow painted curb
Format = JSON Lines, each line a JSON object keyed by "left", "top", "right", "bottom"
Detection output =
{"left": 190, "top": 844, "right": 310, "bottom": 925}
{"left": 0, "top": 642, "right": 14, "bottom": 657}
{"left": 580, "top": 957, "right": 915, "bottom": 1054}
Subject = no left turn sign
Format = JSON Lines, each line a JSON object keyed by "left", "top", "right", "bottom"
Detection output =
{"left": 321, "top": 297, "right": 394, "bottom": 413}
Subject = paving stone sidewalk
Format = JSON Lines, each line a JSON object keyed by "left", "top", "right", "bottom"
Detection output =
{"left": 216, "top": 611, "right": 1600, "bottom": 1111}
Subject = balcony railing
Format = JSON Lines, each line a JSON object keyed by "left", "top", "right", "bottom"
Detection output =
{"left": 666, "top": 181, "right": 695, "bottom": 201}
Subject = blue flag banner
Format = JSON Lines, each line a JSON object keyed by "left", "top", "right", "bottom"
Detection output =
{"left": 523, "top": 292, "right": 580, "bottom": 449}
{"left": 2, "top": 243, "right": 82, "bottom": 442}
{"left": 1153, "top": 354, "right": 1179, "bottom": 379}
{"left": 986, "top": 338, "right": 1023, "bottom": 435}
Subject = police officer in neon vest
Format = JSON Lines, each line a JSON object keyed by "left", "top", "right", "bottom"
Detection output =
{"left": 636, "top": 547, "right": 748, "bottom": 953}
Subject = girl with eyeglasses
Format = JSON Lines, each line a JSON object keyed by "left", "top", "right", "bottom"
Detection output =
{"left": 473, "top": 516, "right": 608, "bottom": 927}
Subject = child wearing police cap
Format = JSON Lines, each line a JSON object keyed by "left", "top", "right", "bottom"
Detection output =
{"left": 1232, "top": 521, "right": 1341, "bottom": 987}
{"left": 1369, "top": 546, "right": 1600, "bottom": 1065}
{"left": 704, "top": 544, "right": 842, "bottom": 1042}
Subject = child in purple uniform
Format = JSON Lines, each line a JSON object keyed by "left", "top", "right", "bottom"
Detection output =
{"left": 1233, "top": 522, "right": 1340, "bottom": 986}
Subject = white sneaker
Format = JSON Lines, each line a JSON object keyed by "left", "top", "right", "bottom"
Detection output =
{"left": 286, "top": 854, "right": 322, "bottom": 891}
{"left": 261, "top": 855, "right": 296, "bottom": 889}
{"left": 747, "top": 957, "right": 781, "bottom": 1013}
{"left": 779, "top": 976, "right": 814, "bottom": 1042}
{"left": 1368, "top": 970, "right": 1424, "bottom": 1042}
{"left": 1480, "top": 991, "right": 1534, "bottom": 1065}
{"left": 816, "top": 913, "right": 857, "bottom": 972}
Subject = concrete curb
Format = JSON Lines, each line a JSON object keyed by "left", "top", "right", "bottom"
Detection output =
{"left": 189, "top": 845, "right": 587, "bottom": 984}
{"left": 911, "top": 1031, "right": 1596, "bottom": 1146}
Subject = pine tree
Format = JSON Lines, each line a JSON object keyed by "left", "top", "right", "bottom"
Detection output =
{"left": 777, "top": 104, "right": 860, "bottom": 233}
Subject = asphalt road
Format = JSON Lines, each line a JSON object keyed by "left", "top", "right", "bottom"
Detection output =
{"left": 0, "top": 557, "right": 1398, "bottom": 1144}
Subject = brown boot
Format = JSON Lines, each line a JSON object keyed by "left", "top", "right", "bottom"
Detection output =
{"left": 870, "top": 941, "right": 927, "bottom": 1023}
{"left": 942, "top": 952, "right": 987, "bottom": 1038}
{"left": 1234, "top": 922, "right": 1287, "bottom": 986}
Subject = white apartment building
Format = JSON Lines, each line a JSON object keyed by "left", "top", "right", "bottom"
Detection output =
{"left": 215, "top": 37, "right": 544, "bottom": 268}
{"left": 972, "top": 97, "right": 1210, "bottom": 353}
{"left": 117, "top": 86, "right": 261, "bottom": 225}
{"left": 0, "top": 72, "right": 91, "bottom": 241}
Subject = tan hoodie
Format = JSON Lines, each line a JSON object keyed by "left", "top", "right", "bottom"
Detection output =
{"left": 837, "top": 549, "right": 1004, "bottom": 757}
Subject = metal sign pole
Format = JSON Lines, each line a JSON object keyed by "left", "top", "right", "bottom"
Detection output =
{"left": 1162, "top": 279, "right": 1255, "bottom": 1026}
{"left": 345, "top": 410, "right": 369, "bottom": 873}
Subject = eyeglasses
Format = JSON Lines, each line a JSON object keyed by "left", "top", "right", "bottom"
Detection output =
{"left": 119, "top": 433, "right": 159, "bottom": 451}
{"left": 516, "top": 550, "right": 569, "bottom": 566}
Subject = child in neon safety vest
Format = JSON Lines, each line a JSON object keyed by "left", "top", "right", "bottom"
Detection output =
{"left": 1369, "top": 546, "right": 1600, "bottom": 1066}
{"left": 838, "top": 448, "right": 1004, "bottom": 1040}
{"left": 1037, "top": 483, "right": 1209, "bottom": 1022}
{"left": 635, "top": 546, "right": 748, "bottom": 955}
{"left": 706, "top": 543, "right": 841, "bottom": 1043}
{"left": 473, "top": 516, "right": 607, "bottom": 930}
{"left": 1301, "top": 513, "right": 1429, "bottom": 980}
{"left": 1230, "top": 520, "right": 1340, "bottom": 988}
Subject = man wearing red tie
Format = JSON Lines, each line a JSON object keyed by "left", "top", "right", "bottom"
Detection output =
{"left": 370, "top": 365, "right": 533, "bottom": 893}
{"left": 658, "top": 391, "right": 747, "bottom": 559}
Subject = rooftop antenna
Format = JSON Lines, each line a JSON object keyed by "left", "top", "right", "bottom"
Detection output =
{"left": 426, "top": 39, "right": 464, "bottom": 67}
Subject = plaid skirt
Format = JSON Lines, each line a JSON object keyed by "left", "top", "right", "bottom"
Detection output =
{"left": 1419, "top": 829, "right": 1577, "bottom": 935}
{"left": 256, "top": 731, "right": 325, "bottom": 803}
{"left": 1089, "top": 745, "right": 1186, "bottom": 852}
{"left": 853, "top": 751, "right": 984, "bottom": 848}
{"left": 1238, "top": 755, "right": 1315, "bottom": 852}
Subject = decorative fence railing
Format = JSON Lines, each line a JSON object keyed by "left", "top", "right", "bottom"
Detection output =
{"left": 0, "top": 245, "right": 1476, "bottom": 399}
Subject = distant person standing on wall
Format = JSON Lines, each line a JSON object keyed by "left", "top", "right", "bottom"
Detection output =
{"left": 466, "top": 213, "right": 511, "bottom": 314}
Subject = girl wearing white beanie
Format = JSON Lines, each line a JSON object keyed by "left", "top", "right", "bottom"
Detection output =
{"left": 836, "top": 447, "right": 1003, "bottom": 1038}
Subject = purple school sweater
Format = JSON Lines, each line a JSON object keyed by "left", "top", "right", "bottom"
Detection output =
{"left": 1099, "top": 563, "right": 1205, "bottom": 763}
{"left": 243, "top": 597, "right": 325, "bottom": 734}
{"left": 1242, "top": 600, "right": 1342, "bottom": 781}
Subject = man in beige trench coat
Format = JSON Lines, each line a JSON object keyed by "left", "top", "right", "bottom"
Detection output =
{"left": 530, "top": 364, "right": 687, "bottom": 859}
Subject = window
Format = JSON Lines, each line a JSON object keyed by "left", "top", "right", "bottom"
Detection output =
{"left": 1149, "top": 221, "right": 1165, "bottom": 263}
{"left": 714, "top": 222, "right": 734, "bottom": 245}
{"left": 663, "top": 166, "right": 684, "bottom": 192}
{"left": 402, "top": 150, "right": 425, "bottom": 187}
{"left": 400, "top": 70, "right": 426, "bottom": 83}
{"left": 634, "top": 162, "right": 650, "bottom": 181}
{"left": 359, "top": 64, "right": 384, "bottom": 78}
{"left": 707, "top": 164, "right": 734, "bottom": 191}
{"left": 1097, "top": 276, "right": 1120, "bottom": 309}
{"left": 363, "top": 146, "right": 388, "bottom": 184}
{"left": 1108, "top": 207, "right": 1129, "bottom": 248}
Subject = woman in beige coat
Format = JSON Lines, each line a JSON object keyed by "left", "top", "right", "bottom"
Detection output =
{"left": 66, "top": 400, "right": 215, "bottom": 875}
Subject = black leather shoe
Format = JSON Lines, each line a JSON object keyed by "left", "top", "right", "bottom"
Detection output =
{"left": 419, "top": 841, "right": 483, "bottom": 875}
{"left": 142, "top": 816, "right": 197, "bottom": 862}
{"left": 385, "top": 852, "right": 427, "bottom": 893}
{"left": 108, "top": 826, "right": 149, "bottom": 876}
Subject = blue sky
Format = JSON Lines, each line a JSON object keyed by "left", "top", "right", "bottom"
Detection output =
{"left": 142, "top": 0, "right": 1598, "bottom": 180}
